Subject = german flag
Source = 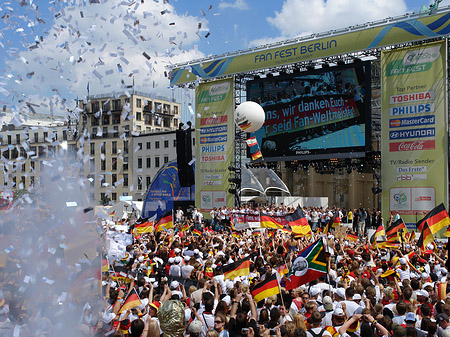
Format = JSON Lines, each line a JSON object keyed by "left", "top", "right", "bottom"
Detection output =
{"left": 332, "top": 216, "right": 340, "bottom": 228}
{"left": 346, "top": 232, "right": 358, "bottom": 242}
{"left": 437, "top": 282, "right": 447, "bottom": 301}
{"left": 260, "top": 215, "right": 283, "bottom": 229}
{"left": 102, "top": 258, "right": 109, "bottom": 273}
{"left": 386, "top": 218, "right": 407, "bottom": 241}
{"left": 251, "top": 150, "right": 262, "bottom": 160}
{"left": 252, "top": 231, "right": 262, "bottom": 236}
{"left": 232, "top": 232, "right": 240, "bottom": 239}
{"left": 279, "top": 228, "right": 292, "bottom": 234}
{"left": 377, "top": 240, "right": 400, "bottom": 249}
{"left": 223, "top": 257, "right": 250, "bottom": 280}
{"left": 193, "top": 229, "right": 202, "bottom": 236}
{"left": 380, "top": 268, "right": 400, "bottom": 282}
{"left": 417, "top": 203, "right": 450, "bottom": 234}
{"left": 250, "top": 273, "right": 280, "bottom": 303}
{"left": 285, "top": 207, "right": 311, "bottom": 236}
{"left": 119, "top": 288, "right": 142, "bottom": 313}
{"left": 134, "top": 217, "right": 154, "bottom": 235}
{"left": 417, "top": 221, "right": 434, "bottom": 251}
{"left": 181, "top": 223, "right": 190, "bottom": 232}
{"left": 277, "top": 264, "right": 289, "bottom": 277}
{"left": 158, "top": 210, "right": 173, "bottom": 229}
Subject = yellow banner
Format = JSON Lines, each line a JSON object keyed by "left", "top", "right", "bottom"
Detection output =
{"left": 170, "top": 10, "right": 450, "bottom": 85}
{"left": 195, "top": 78, "right": 235, "bottom": 213}
{"left": 381, "top": 40, "right": 448, "bottom": 233}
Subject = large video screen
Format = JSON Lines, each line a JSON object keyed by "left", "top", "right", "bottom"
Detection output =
{"left": 246, "top": 61, "right": 371, "bottom": 161}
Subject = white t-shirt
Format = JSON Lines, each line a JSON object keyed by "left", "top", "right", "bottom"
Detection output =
{"left": 307, "top": 327, "right": 332, "bottom": 337}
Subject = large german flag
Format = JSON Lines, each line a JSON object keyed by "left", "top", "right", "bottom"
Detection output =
{"left": 417, "top": 203, "right": 450, "bottom": 234}
{"left": 119, "top": 288, "right": 142, "bottom": 313}
{"left": 370, "top": 224, "right": 385, "bottom": 247}
{"left": 250, "top": 273, "right": 280, "bottom": 303}
{"left": 134, "top": 217, "right": 154, "bottom": 235}
{"left": 386, "top": 218, "right": 406, "bottom": 241}
{"left": 346, "top": 232, "right": 358, "bottom": 242}
{"left": 155, "top": 210, "right": 173, "bottom": 233}
{"left": 417, "top": 221, "right": 434, "bottom": 251}
{"left": 260, "top": 215, "right": 283, "bottom": 229}
{"left": 223, "top": 256, "right": 250, "bottom": 280}
{"left": 285, "top": 207, "right": 311, "bottom": 236}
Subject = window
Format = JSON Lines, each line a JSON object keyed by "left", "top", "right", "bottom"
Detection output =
{"left": 123, "top": 157, "right": 128, "bottom": 171}
{"left": 91, "top": 117, "right": 99, "bottom": 126}
{"left": 138, "top": 158, "right": 142, "bottom": 169}
{"left": 193, "top": 137, "right": 195, "bottom": 146}
{"left": 90, "top": 159, "right": 95, "bottom": 172}
{"left": 102, "top": 114, "right": 110, "bottom": 125}
{"left": 103, "top": 100, "right": 111, "bottom": 112}
{"left": 146, "top": 176, "right": 151, "bottom": 189}
{"left": 174, "top": 118, "right": 178, "bottom": 127}
{"left": 112, "top": 114, "right": 120, "bottom": 124}
{"left": 21, "top": 163, "right": 25, "bottom": 172}
{"left": 136, "top": 98, "right": 141, "bottom": 108}
{"left": 90, "top": 143, "right": 95, "bottom": 155}
{"left": 20, "top": 147, "right": 26, "bottom": 158}
{"left": 164, "top": 156, "right": 169, "bottom": 164}
{"left": 155, "top": 141, "right": 160, "bottom": 149}
{"left": 92, "top": 127, "right": 97, "bottom": 138}
{"left": 31, "top": 161, "right": 35, "bottom": 171}
{"left": 112, "top": 193, "right": 117, "bottom": 201}
{"left": 91, "top": 101, "right": 100, "bottom": 113}
{"left": 137, "top": 143, "right": 142, "bottom": 150}
{"left": 16, "top": 134, "right": 20, "bottom": 144}
{"left": 100, "top": 175, "right": 105, "bottom": 186}
{"left": 63, "top": 130, "right": 67, "bottom": 140}
{"left": 155, "top": 157, "right": 160, "bottom": 168}
{"left": 137, "top": 176, "right": 143, "bottom": 190}
{"left": 21, "top": 176, "right": 25, "bottom": 187}
{"left": 173, "top": 106, "right": 178, "bottom": 114}
{"left": 163, "top": 104, "right": 170, "bottom": 114}
{"left": 146, "top": 142, "right": 151, "bottom": 149}
{"left": 7, "top": 135, "right": 11, "bottom": 144}
{"left": 136, "top": 112, "right": 141, "bottom": 121}
{"left": 112, "top": 174, "right": 117, "bottom": 186}
{"left": 123, "top": 174, "right": 128, "bottom": 187}
{"left": 173, "top": 139, "right": 176, "bottom": 147}
{"left": 102, "top": 127, "right": 108, "bottom": 138}
{"left": 144, "top": 114, "right": 152, "bottom": 125}
{"left": 164, "top": 140, "right": 169, "bottom": 148}
{"left": 112, "top": 158, "right": 117, "bottom": 171}
{"left": 101, "top": 160, "right": 106, "bottom": 171}
{"left": 112, "top": 141, "right": 117, "bottom": 154}
{"left": 146, "top": 157, "right": 151, "bottom": 168}
{"left": 113, "top": 126, "right": 119, "bottom": 134}
{"left": 101, "top": 143, "right": 105, "bottom": 154}
{"left": 163, "top": 118, "right": 170, "bottom": 128}
{"left": 112, "top": 99, "right": 121, "bottom": 110}
{"left": 101, "top": 193, "right": 105, "bottom": 200}
{"left": 30, "top": 176, "right": 34, "bottom": 186}
{"left": 155, "top": 102, "right": 162, "bottom": 113}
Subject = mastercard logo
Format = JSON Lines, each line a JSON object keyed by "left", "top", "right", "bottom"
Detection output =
{"left": 390, "top": 119, "right": 401, "bottom": 127}
{"left": 200, "top": 137, "right": 207, "bottom": 143}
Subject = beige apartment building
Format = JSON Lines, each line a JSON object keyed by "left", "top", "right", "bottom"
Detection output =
{"left": 76, "top": 91, "right": 182, "bottom": 204}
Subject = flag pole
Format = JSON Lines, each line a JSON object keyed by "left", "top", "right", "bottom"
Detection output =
{"left": 276, "top": 273, "right": 286, "bottom": 310}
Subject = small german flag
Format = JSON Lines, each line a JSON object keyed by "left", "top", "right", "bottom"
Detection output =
{"left": 260, "top": 215, "right": 283, "bottom": 229}
{"left": 386, "top": 218, "right": 407, "bottom": 241}
{"left": 251, "top": 150, "right": 262, "bottom": 160}
{"left": 181, "top": 223, "right": 190, "bottom": 232}
{"left": 346, "top": 232, "right": 358, "bottom": 242}
{"left": 380, "top": 268, "right": 400, "bottom": 281}
{"left": 193, "top": 229, "right": 202, "bottom": 236}
{"left": 223, "top": 256, "right": 250, "bottom": 280}
{"left": 437, "top": 282, "right": 447, "bottom": 301}
{"left": 232, "top": 232, "right": 240, "bottom": 238}
{"left": 277, "top": 264, "right": 288, "bottom": 277}
{"left": 134, "top": 217, "right": 154, "bottom": 235}
{"left": 119, "top": 288, "right": 142, "bottom": 313}
{"left": 252, "top": 231, "right": 262, "bottom": 236}
{"left": 279, "top": 228, "right": 292, "bottom": 234}
{"left": 417, "top": 203, "right": 450, "bottom": 234}
{"left": 417, "top": 221, "right": 434, "bottom": 251}
{"left": 250, "top": 273, "right": 280, "bottom": 303}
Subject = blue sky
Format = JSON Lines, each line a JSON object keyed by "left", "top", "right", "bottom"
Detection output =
{"left": 0, "top": 0, "right": 445, "bottom": 117}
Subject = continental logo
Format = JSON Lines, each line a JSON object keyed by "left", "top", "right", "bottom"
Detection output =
{"left": 209, "top": 82, "right": 231, "bottom": 96}
{"left": 403, "top": 46, "right": 441, "bottom": 66}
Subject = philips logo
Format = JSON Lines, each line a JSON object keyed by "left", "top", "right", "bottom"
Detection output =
{"left": 389, "top": 103, "right": 434, "bottom": 116}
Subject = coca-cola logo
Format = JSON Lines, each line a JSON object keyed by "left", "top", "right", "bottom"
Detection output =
{"left": 389, "top": 140, "right": 435, "bottom": 152}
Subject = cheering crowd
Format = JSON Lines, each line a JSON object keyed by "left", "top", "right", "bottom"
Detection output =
{"left": 86, "top": 202, "right": 450, "bottom": 337}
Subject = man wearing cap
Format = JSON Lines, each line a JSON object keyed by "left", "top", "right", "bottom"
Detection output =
{"left": 395, "top": 257, "right": 411, "bottom": 281}
{"left": 405, "top": 312, "right": 425, "bottom": 337}
{"left": 437, "top": 313, "right": 450, "bottom": 337}
{"left": 306, "top": 310, "right": 332, "bottom": 337}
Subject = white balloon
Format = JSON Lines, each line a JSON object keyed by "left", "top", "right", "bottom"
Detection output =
{"left": 234, "top": 101, "right": 265, "bottom": 133}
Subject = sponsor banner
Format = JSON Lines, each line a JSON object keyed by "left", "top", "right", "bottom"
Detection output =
{"left": 389, "top": 128, "right": 435, "bottom": 140}
{"left": 200, "top": 144, "right": 227, "bottom": 154}
{"left": 381, "top": 41, "right": 448, "bottom": 236}
{"left": 231, "top": 213, "right": 290, "bottom": 228}
{"left": 389, "top": 116, "right": 435, "bottom": 128}
{"left": 170, "top": 10, "right": 450, "bottom": 85}
{"left": 389, "top": 140, "right": 435, "bottom": 152}
{"left": 389, "top": 103, "right": 435, "bottom": 116}
{"left": 200, "top": 135, "right": 228, "bottom": 144}
{"left": 199, "top": 125, "right": 228, "bottom": 135}
{"left": 195, "top": 79, "right": 234, "bottom": 214}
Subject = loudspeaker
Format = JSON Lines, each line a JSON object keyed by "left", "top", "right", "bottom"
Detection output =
{"left": 176, "top": 128, "right": 194, "bottom": 187}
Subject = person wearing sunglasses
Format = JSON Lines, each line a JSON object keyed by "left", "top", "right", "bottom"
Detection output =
{"left": 214, "top": 313, "right": 228, "bottom": 337}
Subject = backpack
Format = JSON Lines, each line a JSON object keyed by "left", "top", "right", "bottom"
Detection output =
{"left": 307, "top": 328, "right": 326, "bottom": 337}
